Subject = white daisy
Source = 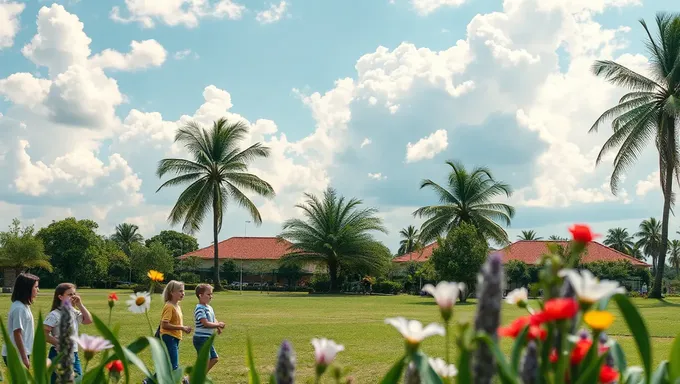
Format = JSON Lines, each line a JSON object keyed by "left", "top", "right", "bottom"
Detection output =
{"left": 73, "top": 334, "right": 113, "bottom": 360}
{"left": 559, "top": 269, "right": 626, "bottom": 304}
{"left": 126, "top": 291, "right": 151, "bottom": 313}
{"left": 505, "top": 288, "right": 529, "bottom": 306}
{"left": 428, "top": 357, "right": 458, "bottom": 378}
{"left": 385, "top": 317, "right": 445, "bottom": 346}
{"left": 311, "top": 338, "right": 344, "bottom": 366}
{"left": 422, "top": 281, "right": 466, "bottom": 310}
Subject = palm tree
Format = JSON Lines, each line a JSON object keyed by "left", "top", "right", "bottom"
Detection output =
{"left": 603, "top": 227, "right": 635, "bottom": 255}
{"left": 111, "top": 223, "right": 144, "bottom": 282}
{"left": 635, "top": 218, "right": 662, "bottom": 274}
{"left": 156, "top": 118, "right": 275, "bottom": 290}
{"left": 0, "top": 219, "right": 53, "bottom": 288}
{"left": 548, "top": 235, "right": 568, "bottom": 241}
{"left": 668, "top": 239, "right": 680, "bottom": 275}
{"left": 589, "top": 13, "right": 680, "bottom": 298}
{"left": 279, "top": 187, "right": 388, "bottom": 292}
{"left": 413, "top": 161, "right": 515, "bottom": 245}
{"left": 398, "top": 225, "right": 421, "bottom": 256}
{"left": 517, "top": 230, "right": 542, "bottom": 240}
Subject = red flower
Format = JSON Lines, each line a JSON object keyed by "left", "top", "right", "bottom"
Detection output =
{"left": 106, "top": 360, "right": 124, "bottom": 373}
{"left": 108, "top": 292, "right": 119, "bottom": 302}
{"left": 498, "top": 316, "right": 547, "bottom": 341}
{"left": 569, "top": 224, "right": 598, "bottom": 243}
{"left": 599, "top": 365, "right": 618, "bottom": 383}
{"left": 570, "top": 339, "right": 592, "bottom": 365}
{"left": 528, "top": 326, "right": 547, "bottom": 341}
{"left": 549, "top": 350, "right": 558, "bottom": 363}
{"left": 534, "top": 298, "right": 578, "bottom": 323}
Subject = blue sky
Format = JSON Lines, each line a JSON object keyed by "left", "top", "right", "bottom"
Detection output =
{"left": 0, "top": 0, "right": 679, "bottom": 251}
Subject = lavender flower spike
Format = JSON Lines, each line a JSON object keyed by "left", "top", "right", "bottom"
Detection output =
{"left": 404, "top": 361, "right": 421, "bottom": 384}
{"left": 275, "top": 340, "right": 296, "bottom": 384}
{"left": 473, "top": 252, "right": 503, "bottom": 384}
{"left": 521, "top": 341, "right": 539, "bottom": 384}
{"left": 57, "top": 299, "right": 75, "bottom": 383}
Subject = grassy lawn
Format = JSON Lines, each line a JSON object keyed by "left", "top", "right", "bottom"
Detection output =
{"left": 0, "top": 289, "right": 678, "bottom": 383}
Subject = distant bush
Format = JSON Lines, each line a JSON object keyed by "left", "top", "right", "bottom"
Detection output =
{"left": 179, "top": 272, "right": 200, "bottom": 284}
{"left": 310, "top": 275, "right": 331, "bottom": 293}
{"left": 373, "top": 279, "right": 403, "bottom": 295}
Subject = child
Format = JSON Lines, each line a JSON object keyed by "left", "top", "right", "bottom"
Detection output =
{"left": 2, "top": 273, "right": 39, "bottom": 368}
{"left": 193, "top": 284, "right": 225, "bottom": 372}
{"left": 44, "top": 283, "right": 92, "bottom": 382}
{"left": 160, "top": 280, "right": 192, "bottom": 373}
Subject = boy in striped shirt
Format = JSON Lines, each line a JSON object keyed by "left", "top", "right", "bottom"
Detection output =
{"left": 193, "top": 284, "right": 225, "bottom": 372}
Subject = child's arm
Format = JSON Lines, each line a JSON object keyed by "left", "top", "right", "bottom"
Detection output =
{"left": 43, "top": 325, "right": 59, "bottom": 347}
{"left": 161, "top": 320, "right": 192, "bottom": 333}
{"left": 13, "top": 329, "right": 30, "bottom": 368}
{"left": 198, "top": 318, "right": 225, "bottom": 329}
{"left": 73, "top": 295, "right": 92, "bottom": 325}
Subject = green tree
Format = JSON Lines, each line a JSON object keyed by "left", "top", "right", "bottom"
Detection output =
{"left": 0, "top": 219, "right": 53, "bottom": 287}
{"left": 178, "top": 255, "right": 203, "bottom": 273}
{"left": 635, "top": 217, "right": 662, "bottom": 273}
{"left": 130, "top": 242, "right": 174, "bottom": 280}
{"left": 668, "top": 239, "right": 680, "bottom": 275}
{"left": 582, "top": 260, "right": 633, "bottom": 282}
{"left": 505, "top": 260, "right": 529, "bottom": 286}
{"left": 101, "top": 240, "right": 130, "bottom": 286}
{"left": 589, "top": 13, "right": 680, "bottom": 298}
{"left": 429, "top": 222, "right": 488, "bottom": 302}
{"left": 36, "top": 218, "right": 108, "bottom": 286}
{"left": 220, "top": 260, "right": 240, "bottom": 283}
{"left": 517, "top": 230, "right": 542, "bottom": 240}
{"left": 604, "top": 227, "right": 635, "bottom": 255}
{"left": 397, "top": 225, "right": 421, "bottom": 255}
{"left": 111, "top": 223, "right": 144, "bottom": 282}
{"left": 145, "top": 230, "right": 199, "bottom": 258}
{"left": 548, "top": 235, "right": 568, "bottom": 241}
{"left": 156, "top": 118, "right": 275, "bottom": 291}
{"left": 279, "top": 187, "right": 389, "bottom": 292}
{"left": 414, "top": 161, "right": 515, "bottom": 245}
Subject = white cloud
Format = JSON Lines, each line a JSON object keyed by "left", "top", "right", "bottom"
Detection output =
{"left": 635, "top": 171, "right": 659, "bottom": 197}
{"left": 0, "top": 1, "right": 24, "bottom": 50}
{"left": 110, "top": 0, "right": 245, "bottom": 28}
{"left": 0, "top": 73, "right": 52, "bottom": 108}
{"left": 256, "top": 1, "right": 288, "bottom": 24}
{"left": 174, "top": 49, "right": 198, "bottom": 60}
{"left": 89, "top": 40, "right": 167, "bottom": 71}
{"left": 360, "top": 138, "right": 372, "bottom": 148}
{"left": 405, "top": 129, "right": 448, "bottom": 163}
{"left": 408, "top": 0, "right": 467, "bottom": 15}
{"left": 368, "top": 172, "right": 387, "bottom": 180}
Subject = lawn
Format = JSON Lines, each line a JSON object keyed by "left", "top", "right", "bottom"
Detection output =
{"left": 0, "top": 289, "right": 678, "bottom": 383}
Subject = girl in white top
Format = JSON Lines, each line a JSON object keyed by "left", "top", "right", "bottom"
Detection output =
{"left": 2, "top": 273, "right": 40, "bottom": 369}
{"left": 43, "top": 283, "right": 92, "bottom": 382}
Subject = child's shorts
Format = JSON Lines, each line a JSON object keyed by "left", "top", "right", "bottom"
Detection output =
{"left": 193, "top": 335, "right": 218, "bottom": 360}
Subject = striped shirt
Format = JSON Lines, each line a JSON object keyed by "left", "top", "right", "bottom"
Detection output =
{"left": 194, "top": 304, "right": 216, "bottom": 337}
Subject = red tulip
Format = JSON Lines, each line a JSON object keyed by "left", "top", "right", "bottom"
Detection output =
{"left": 570, "top": 339, "right": 592, "bottom": 365}
{"left": 106, "top": 360, "right": 123, "bottom": 373}
{"left": 599, "top": 365, "right": 619, "bottom": 383}
{"left": 534, "top": 298, "right": 578, "bottom": 323}
{"left": 108, "top": 292, "right": 119, "bottom": 302}
{"left": 569, "top": 224, "right": 598, "bottom": 243}
{"left": 498, "top": 316, "right": 546, "bottom": 341}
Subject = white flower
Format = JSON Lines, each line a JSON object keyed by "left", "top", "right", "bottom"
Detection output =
{"left": 311, "top": 338, "right": 344, "bottom": 366}
{"left": 428, "top": 357, "right": 458, "bottom": 378}
{"left": 73, "top": 334, "right": 113, "bottom": 360}
{"left": 559, "top": 269, "right": 626, "bottom": 304}
{"left": 422, "top": 281, "right": 466, "bottom": 310}
{"left": 385, "top": 317, "right": 445, "bottom": 345}
{"left": 505, "top": 288, "right": 528, "bottom": 306}
{"left": 126, "top": 291, "right": 151, "bottom": 313}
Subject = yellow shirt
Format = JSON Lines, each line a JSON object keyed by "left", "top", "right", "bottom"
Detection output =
{"left": 160, "top": 302, "right": 183, "bottom": 340}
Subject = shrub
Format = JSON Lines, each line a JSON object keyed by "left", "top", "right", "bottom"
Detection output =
{"left": 179, "top": 272, "right": 200, "bottom": 284}
{"left": 310, "top": 274, "right": 331, "bottom": 293}
{"left": 373, "top": 279, "right": 403, "bottom": 294}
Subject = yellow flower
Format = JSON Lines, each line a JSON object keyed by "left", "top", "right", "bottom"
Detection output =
{"left": 584, "top": 310, "right": 614, "bottom": 331}
{"left": 147, "top": 270, "right": 164, "bottom": 282}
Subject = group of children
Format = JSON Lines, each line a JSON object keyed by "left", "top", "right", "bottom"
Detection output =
{"left": 2, "top": 273, "right": 225, "bottom": 381}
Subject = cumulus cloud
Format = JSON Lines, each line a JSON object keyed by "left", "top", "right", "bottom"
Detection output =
{"left": 409, "top": 0, "right": 467, "bottom": 15}
{"left": 0, "top": 1, "right": 24, "bottom": 49}
{"left": 110, "top": 0, "right": 245, "bottom": 28}
{"left": 360, "top": 138, "right": 372, "bottom": 148}
{"left": 256, "top": 1, "right": 288, "bottom": 24}
{"left": 635, "top": 171, "right": 660, "bottom": 197}
{"left": 89, "top": 40, "right": 168, "bottom": 71}
{"left": 174, "top": 49, "right": 198, "bottom": 60}
{"left": 405, "top": 129, "right": 448, "bottom": 163}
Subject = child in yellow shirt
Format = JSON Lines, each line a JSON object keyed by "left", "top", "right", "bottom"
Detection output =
{"left": 160, "top": 280, "right": 192, "bottom": 373}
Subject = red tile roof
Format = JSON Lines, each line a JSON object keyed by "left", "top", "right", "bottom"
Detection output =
{"left": 393, "top": 240, "right": 651, "bottom": 268}
{"left": 392, "top": 243, "right": 437, "bottom": 263}
{"left": 180, "top": 237, "right": 293, "bottom": 260}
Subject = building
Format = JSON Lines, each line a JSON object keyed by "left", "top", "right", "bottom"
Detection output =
{"left": 179, "top": 237, "right": 317, "bottom": 286}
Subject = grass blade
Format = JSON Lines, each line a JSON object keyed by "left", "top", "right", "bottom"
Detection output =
{"left": 190, "top": 335, "right": 216, "bottom": 384}
{"left": 510, "top": 326, "right": 529, "bottom": 374}
{"left": 146, "top": 336, "right": 175, "bottom": 384}
{"left": 0, "top": 317, "right": 29, "bottom": 383}
{"left": 651, "top": 360, "right": 669, "bottom": 384}
{"left": 245, "top": 335, "right": 261, "bottom": 384}
{"left": 32, "top": 313, "right": 47, "bottom": 384}
{"left": 613, "top": 294, "right": 652, "bottom": 382}
{"left": 379, "top": 355, "right": 406, "bottom": 384}
{"left": 413, "top": 351, "right": 443, "bottom": 384}
{"left": 91, "top": 314, "right": 132, "bottom": 384}
{"left": 668, "top": 332, "right": 680, "bottom": 382}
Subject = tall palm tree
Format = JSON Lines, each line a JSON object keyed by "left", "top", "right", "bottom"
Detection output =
{"left": 156, "top": 118, "right": 275, "bottom": 290}
{"left": 603, "top": 227, "right": 635, "bottom": 255}
{"left": 635, "top": 218, "right": 663, "bottom": 274}
{"left": 111, "top": 223, "right": 144, "bottom": 282}
{"left": 413, "top": 161, "right": 515, "bottom": 245}
{"left": 517, "top": 230, "right": 542, "bottom": 240}
{"left": 589, "top": 13, "right": 680, "bottom": 298}
{"left": 398, "top": 225, "right": 421, "bottom": 256}
{"left": 279, "top": 187, "right": 388, "bottom": 292}
{"left": 668, "top": 239, "right": 680, "bottom": 275}
{"left": 548, "top": 235, "right": 568, "bottom": 241}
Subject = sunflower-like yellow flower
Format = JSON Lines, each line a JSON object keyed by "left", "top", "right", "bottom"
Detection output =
{"left": 584, "top": 310, "right": 614, "bottom": 331}
{"left": 147, "top": 270, "right": 164, "bottom": 282}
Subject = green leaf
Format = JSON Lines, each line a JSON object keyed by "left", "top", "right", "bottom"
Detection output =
{"left": 651, "top": 361, "right": 669, "bottom": 384}
{"left": 379, "top": 355, "right": 406, "bottom": 384}
{"left": 510, "top": 326, "right": 529, "bottom": 374}
{"left": 46, "top": 350, "right": 64, "bottom": 380}
{"left": 609, "top": 341, "right": 627, "bottom": 377}
{"left": 456, "top": 348, "right": 471, "bottom": 384}
{"left": 31, "top": 313, "right": 47, "bottom": 384}
{"left": 623, "top": 366, "right": 644, "bottom": 384}
{"left": 475, "top": 332, "right": 518, "bottom": 384}
{"left": 268, "top": 374, "right": 275, "bottom": 384}
{"left": 122, "top": 343, "right": 154, "bottom": 379}
{"left": 668, "top": 332, "right": 680, "bottom": 382}
{"left": 0, "top": 316, "right": 29, "bottom": 383}
{"left": 573, "top": 354, "right": 606, "bottom": 384}
{"left": 245, "top": 336, "right": 261, "bottom": 384}
{"left": 78, "top": 360, "right": 106, "bottom": 384}
{"left": 613, "top": 294, "right": 652, "bottom": 382}
{"left": 91, "top": 315, "right": 133, "bottom": 384}
{"left": 190, "top": 335, "right": 216, "bottom": 384}
{"left": 146, "top": 336, "right": 175, "bottom": 384}
{"left": 412, "top": 351, "right": 443, "bottom": 384}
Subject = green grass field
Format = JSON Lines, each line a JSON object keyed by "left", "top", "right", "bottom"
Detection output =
{"left": 1, "top": 289, "right": 678, "bottom": 383}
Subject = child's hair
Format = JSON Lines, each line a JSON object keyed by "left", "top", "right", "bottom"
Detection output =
{"left": 162, "top": 280, "right": 184, "bottom": 303}
{"left": 51, "top": 283, "right": 76, "bottom": 311}
{"left": 11, "top": 273, "right": 40, "bottom": 305}
{"left": 195, "top": 284, "right": 213, "bottom": 298}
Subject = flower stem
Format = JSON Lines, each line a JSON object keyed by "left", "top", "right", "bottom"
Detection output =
{"left": 445, "top": 319, "right": 451, "bottom": 364}
{"left": 144, "top": 310, "right": 154, "bottom": 336}
{"left": 555, "top": 321, "right": 569, "bottom": 384}
{"left": 84, "top": 359, "right": 90, "bottom": 376}
{"left": 108, "top": 308, "right": 112, "bottom": 328}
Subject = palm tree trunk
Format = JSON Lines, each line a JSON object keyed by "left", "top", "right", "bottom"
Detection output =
{"left": 650, "top": 127, "right": 675, "bottom": 298}
{"left": 213, "top": 197, "right": 223, "bottom": 291}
